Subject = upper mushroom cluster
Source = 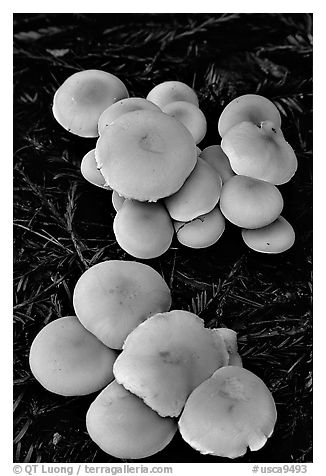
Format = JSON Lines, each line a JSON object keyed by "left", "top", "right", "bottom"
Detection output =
{"left": 53, "top": 70, "right": 296, "bottom": 256}
{"left": 29, "top": 259, "right": 277, "bottom": 460}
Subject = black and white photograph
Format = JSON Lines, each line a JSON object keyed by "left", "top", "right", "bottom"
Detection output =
{"left": 13, "top": 11, "right": 313, "bottom": 470}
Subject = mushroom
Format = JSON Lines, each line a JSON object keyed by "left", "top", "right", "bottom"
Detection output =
{"left": 146, "top": 81, "right": 199, "bottom": 109}
{"left": 219, "top": 175, "right": 284, "bottom": 229}
{"left": 80, "top": 149, "right": 111, "bottom": 189}
{"left": 211, "top": 328, "right": 242, "bottom": 367}
{"left": 164, "top": 158, "right": 222, "bottom": 222}
{"left": 29, "top": 316, "right": 117, "bottom": 396}
{"left": 86, "top": 380, "right": 177, "bottom": 459}
{"left": 242, "top": 216, "right": 295, "bottom": 253}
{"left": 98, "top": 97, "right": 161, "bottom": 136}
{"left": 113, "top": 199, "right": 174, "bottom": 259}
{"left": 218, "top": 94, "right": 282, "bottom": 138}
{"left": 174, "top": 206, "right": 225, "bottom": 249}
{"left": 162, "top": 101, "right": 207, "bottom": 144}
{"left": 95, "top": 109, "right": 197, "bottom": 202}
{"left": 200, "top": 145, "right": 235, "bottom": 184}
{"left": 113, "top": 310, "right": 229, "bottom": 417}
{"left": 221, "top": 121, "right": 298, "bottom": 185}
{"left": 52, "top": 69, "right": 129, "bottom": 137}
{"left": 73, "top": 260, "right": 171, "bottom": 350}
{"left": 178, "top": 366, "right": 277, "bottom": 458}
{"left": 111, "top": 190, "right": 125, "bottom": 212}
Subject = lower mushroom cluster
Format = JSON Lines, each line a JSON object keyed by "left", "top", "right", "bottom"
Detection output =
{"left": 29, "top": 259, "right": 277, "bottom": 460}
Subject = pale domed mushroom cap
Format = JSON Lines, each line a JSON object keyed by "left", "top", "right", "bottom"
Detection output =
{"left": 111, "top": 190, "right": 125, "bottom": 212}
{"left": 165, "top": 158, "right": 222, "bottom": 222}
{"left": 211, "top": 328, "right": 242, "bottom": 367}
{"left": 162, "top": 101, "right": 207, "bottom": 144}
{"left": 179, "top": 366, "right": 277, "bottom": 458}
{"left": 95, "top": 110, "right": 197, "bottom": 201}
{"left": 200, "top": 145, "right": 235, "bottom": 183}
{"left": 98, "top": 97, "right": 161, "bottom": 135}
{"left": 174, "top": 206, "right": 225, "bottom": 249}
{"left": 53, "top": 69, "right": 129, "bottom": 137}
{"left": 219, "top": 175, "right": 284, "bottom": 229}
{"left": 221, "top": 121, "right": 298, "bottom": 185}
{"left": 81, "top": 149, "right": 111, "bottom": 189}
{"left": 29, "top": 316, "right": 117, "bottom": 396}
{"left": 218, "top": 94, "right": 281, "bottom": 138}
{"left": 113, "top": 310, "right": 229, "bottom": 417}
{"left": 113, "top": 200, "right": 174, "bottom": 259}
{"left": 242, "top": 216, "right": 295, "bottom": 254}
{"left": 73, "top": 260, "right": 171, "bottom": 350}
{"left": 86, "top": 380, "right": 177, "bottom": 459}
{"left": 146, "top": 81, "right": 199, "bottom": 109}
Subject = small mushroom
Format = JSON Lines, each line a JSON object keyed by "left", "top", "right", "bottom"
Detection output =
{"left": 86, "top": 380, "right": 177, "bottom": 459}
{"left": 113, "top": 310, "right": 229, "bottom": 417}
{"left": 52, "top": 69, "right": 129, "bottom": 137}
{"left": 200, "top": 145, "right": 235, "bottom": 184}
{"left": 95, "top": 110, "right": 197, "bottom": 202}
{"left": 242, "top": 216, "right": 295, "bottom": 253}
{"left": 165, "top": 158, "right": 222, "bottom": 222}
{"left": 80, "top": 149, "right": 111, "bottom": 189}
{"left": 111, "top": 190, "right": 125, "bottom": 212}
{"left": 174, "top": 207, "right": 225, "bottom": 249}
{"left": 98, "top": 97, "right": 161, "bottom": 135}
{"left": 113, "top": 199, "right": 174, "bottom": 259}
{"left": 162, "top": 101, "right": 207, "bottom": 144}
{"left": 29, "top": 316, "right": 117, "bottom": 396}
{"left": 219, "top": 175, "right": 284, "bottom": 229}
{"left": 221, "top": 121, "right": 298, "bottom": 185}
{"left": 179, "top": 366, "right": 277, "bottom": 458}
{"left": 211, "top": 328, "right": 242, "bottom": 367}
{"left": 73, "top": 260, "right": 171, "bottom": 350}
{"left": 146, "top": 81, "right": 199, "bottom": 109}
{"left": 218, "top": 94, "right": 282, "bottom": 138}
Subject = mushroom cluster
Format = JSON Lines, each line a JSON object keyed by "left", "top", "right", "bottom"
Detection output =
{"left": 53, "top": 72, "right": 296, "bottom": 256}
{"left": 53, "top": 71, "right": 226, "bottom": 257}
{"left": 217, "top": 94, "right": 297, "bottom": 253}
{"left": 29, "top": 259, "right": 277, "bottom": 460}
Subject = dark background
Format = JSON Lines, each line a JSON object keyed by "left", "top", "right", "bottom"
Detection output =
{"left": 13, "top": 13, "right": 312, "bottom": 463}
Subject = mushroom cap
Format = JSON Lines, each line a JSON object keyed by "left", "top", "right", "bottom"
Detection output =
{"left": 162, "top": 101, "right": 207, "bottom": 144}
{"left": 113, "top": 200, "right": 174, "bottom": 259}
{"left": 219, "top": 175, "right": 284, "bottom": 229}
{"left": 73, "top": 260, "right": 171, "bottom": 350}
{"left": 218, "top": 94, "right": 282, "bottom": 138}
{"left": 29, "top": 316, "right": 117, "bottom": 396}
{"left": 95, "top": 109, "right": 197, "bottom": 201}
{"left": 174, "top": 206, "right": 225, "bottom": 249}
{"left": 86, "top": 380, "right": 177, "bottom": 459}
{"left": 80, "top": 149, "right": 111, "bottom": 189}
{"left": 98, "top": 97, "right": 161, "bottom": 135}
{"left": 179, "top": 366, "right": 277, "bottom": 458}
{"left": 221, "top": 121, "right": 298, "bottom": 185}
{"left": 113, "top": 310, "right": 229, "bottom": 417}
{"left": 146, "top": 81, "right": 199, "bottom": 109}
{"left": 242, "top": 216, "right": 295, "bottom": 254}
{"left": 111, "top": 190, "right": 125, "bottom": 212}
{"left": 165, "top": 158, "right": 222, "bottom": 222}
{"left": 211, "top": 328, "right": 242, "bottom": 367}
{"left": 200, "top": 145, "right": 235, "bottom": 183}
{"left": 52, "top": 69, "right": 129, "bottom": 137}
